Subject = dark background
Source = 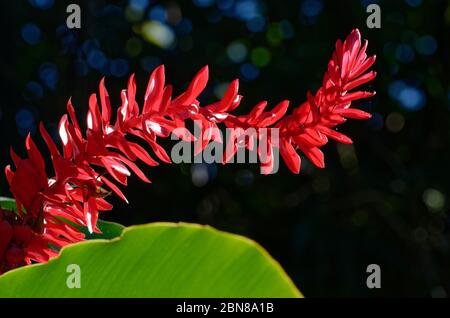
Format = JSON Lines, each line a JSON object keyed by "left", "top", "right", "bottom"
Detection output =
{"left": 1, "top": 0, "right": 449, "bottom": 297}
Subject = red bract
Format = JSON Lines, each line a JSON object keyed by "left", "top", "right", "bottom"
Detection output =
{"left": 1, "top": 29, "right": 376, "bottom": 273}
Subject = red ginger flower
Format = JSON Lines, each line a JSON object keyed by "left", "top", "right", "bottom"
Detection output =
{"left": 1, "top": 29, "right": 375, "bottom": 273}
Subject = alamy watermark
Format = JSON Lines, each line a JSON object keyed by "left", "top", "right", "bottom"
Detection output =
{"left": 66, "top": 4, "right": 81, "bottom": 29}
{"left": 366, "top": 4, "right": 381, "bottom": 29}
{"left": 168, "top": 120, "right": 280, "bottom": 174}
{"left": 66, "top": 264, "right": 81, "bottom": 288}
{"left": 366, "top": 264, "right": 381, "bottom": 289}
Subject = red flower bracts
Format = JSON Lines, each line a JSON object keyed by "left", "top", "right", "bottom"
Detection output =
{"left": 1, "top": 29, "right": 376, "bottom": 273}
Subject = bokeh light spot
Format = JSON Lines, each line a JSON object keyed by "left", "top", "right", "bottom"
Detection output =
{"left": 148, "top": 5, "right": 167, "bottom": 23}
{"left": 141, "top": 21, "right": 175, "bottom": 49}
{"left": 191, "top": 163, "right": 210, "bottom": 187}
{"left": 398, "top": 86, "right": 426, "bottom": 111}
{"left": 250, "top": 47, "right": 271, "bottom": 67}
{"left": 38, "top": 63, "right": 59, "bottom": 90}
{"left": 129, "top": 0, "right": 150, "bottom": 11}
{"left": 175, "top": 18, "right": 193, "bottom": 35}
{"left": 416, "top": 35, "right": 437, "bottom": 56}
{"left": 395, "top": 44, "right": 415, "bottom": 63}
{"left": 385, "top": 112, "right": 405, "bottom": 133}
{"left": 15, "top": 108, "right": 36, "bottom": 136}
{"left": 125, "top": 37, "right": 143, "bottom": 57}
{"left": 125, "top": 6, "right": 145, "bottom": 22}
{"left": 214, "top": 82, "right": 230, "bottom": 99}
{"left": 193, "top": 0, "right": 215, "bottom": 8}
{"left": 87, "top": 49, "right": 108, "bottom": 70}
{"left": 423, "top": 188, "right": 445, "bottom": 212}
{"left": 405, "top": 0, "right": 422, "bottom": 7}
{"left": 226, "top": 41, "right": 248, "bottom": 63}
{"left": 266, "top": 23, "right": 283, "bottom": 46}
{"left": 21, "top": 23, "right": 41, "bottom": 45}
{"left": 234, "top": 0, "right": 260, "bottom": 21}
{"left": 28, "top": 0, "right": 54, "bottom": 10}
{"left": 301, "top": 0, "right": 323, "bottom": 17}
{"left": 246, "top": 16, "right": 266, "bottom": 32}
{"left": 110, "top": 59, "right": 130, "bottom": 77}
{"left": 240, "top": 63, "right": 260, "bottom": 81}
{"left": 389, "top": 80, "right": 426, "bottom": 111}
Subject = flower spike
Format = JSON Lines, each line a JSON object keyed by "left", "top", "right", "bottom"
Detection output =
{"left": 1, "top": 29, "right": 376, "bottom": 273}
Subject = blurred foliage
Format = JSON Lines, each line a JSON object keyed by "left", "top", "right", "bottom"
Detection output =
{"left": 0, "top": 0, "right": 449, "bottom": 297}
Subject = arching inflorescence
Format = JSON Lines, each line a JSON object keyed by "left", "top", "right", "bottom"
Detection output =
{"left": 0, "top": 29, "right": 376, "bottom": 273}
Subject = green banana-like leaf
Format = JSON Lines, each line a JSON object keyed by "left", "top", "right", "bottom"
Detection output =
{"left": 0, "top": 222, "right": 302, "bottom": 298}
{"left": 0, "top": 196, "right": 17, "bottom": 212}
{"left": 75, "top": 220, "right": 125, "bottom": 240}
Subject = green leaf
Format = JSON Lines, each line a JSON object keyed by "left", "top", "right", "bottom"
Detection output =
{"left": 76, "top": 220, "right": 125, "bottom": 240}
{"left": 0, "top": 196, "right": 17, "bottom": 212}
{"left": 0, "top": 222, "right": 302, "bottom": 298}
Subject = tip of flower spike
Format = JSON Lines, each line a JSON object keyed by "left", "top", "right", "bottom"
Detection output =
{"left": 197, "top": 65, "right": 209, "bottom": 81}
{"left": 349, "top": 29, "right": 361, "bottom": 41}
{"left": 58, "top": 115, "right": 69, "bottom": 145}
{"left": 197, "top": 65, "right": 209, "bottom": 84}
{"left": 24, "top": 134, "right": 37, "bottom": 155}
{"left": 155, "top": 64, "right": 165, "bottom": 73}
{"left": 351, "top": 28, "right": 360, "bottom": 36}
{"left": 9, "top": 147, "right": 21, "bottom": 167}
{"left": 4, "top": 165, "right": 14, "bottom": 185}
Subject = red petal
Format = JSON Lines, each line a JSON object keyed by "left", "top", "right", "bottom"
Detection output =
{"left": 99, "top": 78, "right": 112, "bottom": 125}
{"left": 300, "top": 146, "right": 325, "bottom": 168}
{"left": 117, "top": 154, "right": 151, "bottom": 183}
{"left": 148, "top": 139, "right": 172, "bottom": 163}
{"left": 127, "top": 74, "right": 138, "bottom": 115}
{"left": 338, "top": 91, "right": 375, "bottom": 104}
{"left": 127, "top": 142, "right": 159, "bottom": 166}
{"left": 25, "top": 134, "right": 45, "bottom": 173}
{"left": 143, "top": 65, "right": 165, "bottom": 114}
{"left": 259, "top": 100, "right": 290, "bottom": 127}
{"left": 173, "top": 65, "right": 209, "bottom": 106}
{"left": 58, "top": 115, "right": 73, "bottom": 158}
{"left": 280, "top": 139, "right": 301, "bottom": 174}
{"left": 4, "top": 165, "right": 14, "bottom": 185}
{"left": 66, "top": 98, "right": 82, "bottom": 136}
{"left": 333, "top": 108, "right": 372, "bottom": 120}
{"left": 88, "top": 94, "right": 102, "bottom": 132}
{"left": 101, "top": 176, "right": 128, "bottom": 203}
{"left": 317, "top": 125, "right": 353, "bottom": 144}
{"left": 247, "top": 101, "right": 268, "bottom": 123}
{"left": 9, "top": 147, "right": 22, "bottom": 168}
{"left": 100, "top": 157, "right": 129, "bottom": 185}
{"left": 343, "top": 71, "right": 377, "bottom": 91}
{"left": 39, "top": 122, "right": 60, "bottom": 157}
{"left": 350, "top": 55, "right": 376, "bottom": 79}
{"left": 217, "top": 79, "right": 239, "bottom": 112}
